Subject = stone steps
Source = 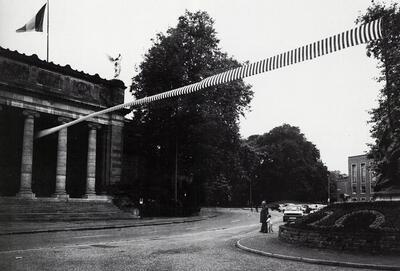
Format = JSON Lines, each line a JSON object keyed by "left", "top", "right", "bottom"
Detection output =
{"left": 0, "top": 197, "right": 138, "bottom": 221}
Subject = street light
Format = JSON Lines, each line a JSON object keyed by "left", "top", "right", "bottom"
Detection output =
{"left": 328, "top": 175, "right": 331, "bottom": 204}
{"left": 249, "top": 177, "right": 252, "bottom": 211}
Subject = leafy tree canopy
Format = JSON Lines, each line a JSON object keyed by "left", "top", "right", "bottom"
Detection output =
{"left": 246, "top": 124, "right": 329, "bottom": 203}
{"left": 130, "top": 10, "right": 253, "bottom": 206}
{"left": 358, "top": 1, "right": 400, "bottom": 191}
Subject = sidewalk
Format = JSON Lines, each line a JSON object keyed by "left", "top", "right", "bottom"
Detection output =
{"left": 0, "top": 209, "right": 219, "bottom": 235}
{"left": 237, "top": 230, "right": 400, "bottom": 270}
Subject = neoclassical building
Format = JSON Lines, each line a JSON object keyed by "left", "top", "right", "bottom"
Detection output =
{"left": 0, "top": 47, "right": 128, "bottom": 200}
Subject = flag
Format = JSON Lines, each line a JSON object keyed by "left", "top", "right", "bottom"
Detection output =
{"left": 16, "top": 3, "right": 46, "bottom": 32}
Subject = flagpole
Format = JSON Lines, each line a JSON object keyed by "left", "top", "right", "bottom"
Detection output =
{"left": 46, "top": 0, "right": 49, "bottom": 62}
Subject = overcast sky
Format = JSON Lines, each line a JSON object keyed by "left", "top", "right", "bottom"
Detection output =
{"left": 0, "top": 0, "right": 386, "bottom": 173}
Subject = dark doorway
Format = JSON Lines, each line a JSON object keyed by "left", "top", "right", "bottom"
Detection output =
{"left": 32, "top": 114, "right": 57, "bottom": 197}
{"left": 66, "top": 122, "right": 88, "bottom": 198}
{"left": 0, "top": 107, "right": 23, "bottom": 196}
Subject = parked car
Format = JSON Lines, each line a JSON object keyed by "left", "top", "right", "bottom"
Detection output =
{"left": 283, "top": 205, "right": 304, "bottom": 222}
{"left": 279, "top": 203, "right": 295, "bottom": 212}
{"left": 303, "top": 204, "right": 327, "bottom": 214}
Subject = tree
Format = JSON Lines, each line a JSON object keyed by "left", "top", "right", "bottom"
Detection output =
{"left": 328, "top": 171, "right": 341, "bottom": 203}
{"left": 358, "top": 1, "right": 400, "bottom": 192}
{"left": 234, "top": 140, "right": 261, "bottom": 207}
{"left": 130, "top": 11, "right": 253, "bottom": 208}
{"left": 247, "top": 124, "right": 329, "bottom": 203}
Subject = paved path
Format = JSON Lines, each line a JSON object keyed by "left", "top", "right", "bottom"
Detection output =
{"left": 1, "top": 208, "right": 398, "bottom": 270}
{"left": 0, "top": 208, "right": 219, "bottom": 235}
{"left": 0, "top": 208, "right": 366, "bottom": 271}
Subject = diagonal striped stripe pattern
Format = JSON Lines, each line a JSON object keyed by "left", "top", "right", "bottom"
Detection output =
{"left": 36, "top": 18, "right": 383, "bottom": 139}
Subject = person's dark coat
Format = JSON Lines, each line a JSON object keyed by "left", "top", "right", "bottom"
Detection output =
{"left": 260, "top": 207, "right": 269, "bottom": 223}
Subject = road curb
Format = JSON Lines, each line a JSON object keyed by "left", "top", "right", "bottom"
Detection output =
{"left": 0, "top": 214, "right": 219, "bottom": 236}
{"left": 236, "top": 238, "right": 400, "bottom": 271}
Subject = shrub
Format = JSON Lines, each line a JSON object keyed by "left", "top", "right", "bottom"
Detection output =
{"left": 341, "top": 212, "right": 377, "bottom": 230}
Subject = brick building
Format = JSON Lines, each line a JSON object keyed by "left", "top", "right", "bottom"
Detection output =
{"left": 348, "top": 154, "right": 376, "bottom": 201}
{"left": 330, "top": 171, "right": 350, "bottom": 202}
{"left": 0, "top": 47, "right": 128, "bottom": 199}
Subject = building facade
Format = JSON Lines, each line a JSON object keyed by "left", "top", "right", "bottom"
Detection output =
{"left": 348, "top": 154, "right": 376, "bottom": 201}
{"left": 0, "top": 47, "right": 127, "bottom": 200}
{"left": 330, "top": 171, "right": 349, "bottom": 202}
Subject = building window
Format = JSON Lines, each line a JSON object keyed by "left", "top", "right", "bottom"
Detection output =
{"left": 352, "top": 185, "right": 357, "bottom": 194}
{"left": 361, "top": 185, "right": 366, "bottom": 194}
{"left": 369, "top": 161, "right": 376, "bottom": 193}
{"left": 352, "top": 198, "right": 357, "bottom": 201}
{"left": 360, "top": 163, "right": 366, "bottom": 183}
{"left": 361, "top": 197, "right": 366, "bottom": 201}
{"left": 351, "top": 164, "right": 357, "bottom": 183}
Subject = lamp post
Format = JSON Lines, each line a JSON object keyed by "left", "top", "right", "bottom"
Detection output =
{"left": 174, "top": 137, "right": 178, "bottom": 203}
{"left": 328, "top": 175, "right": 331, "bottom": 204}
{"left": 249, "top": 177, "right": 252, "bottom": 211}
{"left": 139, "top": 197, "right": 144, "bottom": 218}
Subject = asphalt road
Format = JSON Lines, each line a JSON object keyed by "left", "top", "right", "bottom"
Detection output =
{"left": 0, "top": 209, "right": 366, "bottom": 271}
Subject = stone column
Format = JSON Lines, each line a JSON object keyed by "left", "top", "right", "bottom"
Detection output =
{"left": 52, "top": 117, "right": 70, "bottom": 199}
{"left": 84, "top": 123, "right": 100, "bottom": 199}
{"left": 17, "top": 110, "right": 39, "bottom": 199}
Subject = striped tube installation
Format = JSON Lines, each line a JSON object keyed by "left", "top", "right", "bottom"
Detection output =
{"left": 36, "top": 18, "right": 382, "bottom": 139}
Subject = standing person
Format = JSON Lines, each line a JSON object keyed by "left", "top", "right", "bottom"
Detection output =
{"left": 259, "top": 201, "right": 268, "bottom": 233}
{"left": 267, "top": 214, "right": 273, "bottom": 233}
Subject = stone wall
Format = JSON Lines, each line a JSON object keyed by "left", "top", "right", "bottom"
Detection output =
{"left": 109, "top": 119, "right": 123, "bottom": 185}
{"left": 121, "top": 120, "right": 145, "bottom": 185}
{"left": 0, "top": 55, "right": 124, "bottom": 108}
{"left": 279, "top": 225, "right": 400, "bottom": 254}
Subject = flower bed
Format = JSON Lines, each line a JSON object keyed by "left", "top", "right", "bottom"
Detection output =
{"left": 290, "top": 201, "right": 400, "bottom": 232}
{"left": 279, "top": 201, "right": 400, "bottom": 254}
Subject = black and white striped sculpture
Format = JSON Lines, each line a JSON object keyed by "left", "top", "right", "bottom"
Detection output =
{"left": 36, "top": 18, "right": 383, "bottom": 139}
